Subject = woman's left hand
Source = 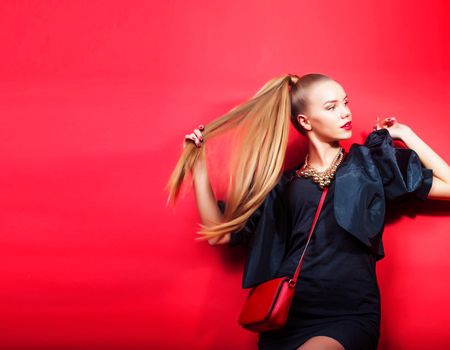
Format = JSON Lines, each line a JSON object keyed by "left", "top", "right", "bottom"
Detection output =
{"left": 373, "top": 116, "right": 411, "bottom": 140}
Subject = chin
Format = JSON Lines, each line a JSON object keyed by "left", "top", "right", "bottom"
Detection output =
{"left": 339, "top": 130, "right": 352, "bottom": 140}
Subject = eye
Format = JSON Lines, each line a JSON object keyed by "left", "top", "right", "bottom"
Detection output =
{"left": 327, "top": 100, "right": 349, "bottom": 110}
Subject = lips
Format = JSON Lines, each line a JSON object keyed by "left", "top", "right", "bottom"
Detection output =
{"left": 341, "top": 121, "right": 352, "bottom": 128}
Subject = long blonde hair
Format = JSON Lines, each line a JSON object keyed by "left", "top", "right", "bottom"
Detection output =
{"left": 165, "top": 73, "right": 332, "bottom": 242}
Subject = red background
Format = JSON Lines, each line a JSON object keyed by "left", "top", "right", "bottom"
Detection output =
{"left": 1, "top": 0, "right": 450, "bottom": 349}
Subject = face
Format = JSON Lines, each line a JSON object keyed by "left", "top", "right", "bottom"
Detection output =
{"left": 297, "top": 80, "right": 352, "bottom": 142}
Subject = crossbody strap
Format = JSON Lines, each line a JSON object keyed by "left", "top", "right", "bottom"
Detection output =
{"left": 288, "top": 186, "right": 329, "bottom": 287}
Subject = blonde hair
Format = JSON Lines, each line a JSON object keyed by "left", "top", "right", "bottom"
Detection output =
{"left": 165, "top": 73, "right": 332, "bottom": 242}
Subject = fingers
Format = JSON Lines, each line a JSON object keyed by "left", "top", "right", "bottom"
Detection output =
{"left": 373, "top": 116, "right": 397, "bottom": 130}
{"left": 184, "top": 133, "right": 201, "bottom": 147}
{"left": 184, "top": 124, "right": 205, "bottom": 148}
{"left": 373, "top": 117, "right": 380, "bottom": 130}
{"left": 380, "top": 117, "right": 396, "bottom": 128}
{"left": 193, "top": 128, "right": 203, "bottom": 141}
{"left": 384, "top": 117, "right": 396, "bottom": 127}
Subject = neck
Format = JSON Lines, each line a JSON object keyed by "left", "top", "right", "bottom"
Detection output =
{"left": 306, "top": 139, "right": 342, "bottom": 172}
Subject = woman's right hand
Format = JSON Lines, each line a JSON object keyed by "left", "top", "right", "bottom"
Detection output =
{"left": 184, "top": 124, "right": 205, "bottom": 148}
{"left": 185, "top": 124, "right": 227, "bottom": 245}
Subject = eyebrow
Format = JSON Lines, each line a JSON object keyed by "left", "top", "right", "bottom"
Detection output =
{"left": 323, "top": 95, "right": 348, "bottom": 105}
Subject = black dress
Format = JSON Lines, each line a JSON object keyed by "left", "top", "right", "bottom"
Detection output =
{"left": 258, "top": 159, "right": 381, "bottom": 350}
{"left": 219, "top": 130, "right": 433, "bottom": 350}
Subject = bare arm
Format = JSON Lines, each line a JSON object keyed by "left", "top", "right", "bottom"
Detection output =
{"left": 192, "top": 156, "right": 231, "bottom": 245}
{"left": 185, "top": 125, "right": 231, "bottom": 245}
{"left": 400, "top": 128, "right": 450, "bottom": 201}
{"left": 375, "top": 117, "right": 450, "bottom": 201}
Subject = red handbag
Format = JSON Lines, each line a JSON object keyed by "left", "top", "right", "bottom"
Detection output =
{"left": 238, "top": 186, "right": 329, "bottom": 333}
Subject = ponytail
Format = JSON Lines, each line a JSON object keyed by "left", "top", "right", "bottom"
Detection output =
{"left": 165, "top": 73, "right": 328, "bottom": 242}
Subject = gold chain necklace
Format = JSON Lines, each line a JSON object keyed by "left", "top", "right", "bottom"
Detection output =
{"left": 295, "top": 147, "right": 345, "bottom": 189}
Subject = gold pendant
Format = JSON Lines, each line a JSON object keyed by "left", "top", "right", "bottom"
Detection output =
{"left": 295, "top": 147, "right": 344, "bottom": 188}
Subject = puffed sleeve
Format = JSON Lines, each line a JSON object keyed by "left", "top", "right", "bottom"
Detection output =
{"left": 363, "top": 129, "right": 433, "bottom": 203}
{"left": 216, "top": 198, "right": 264, "bottom": 247}
{"left": 216, "top": 169, "right": 295, "bottom": 248}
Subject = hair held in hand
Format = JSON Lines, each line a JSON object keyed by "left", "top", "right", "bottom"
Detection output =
{"left": 165, "top": 73, "right": 332, "bottom": 242}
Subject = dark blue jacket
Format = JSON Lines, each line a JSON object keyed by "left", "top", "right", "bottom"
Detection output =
{"left": 217, "top": 129, "right": 433, "bottom": 289}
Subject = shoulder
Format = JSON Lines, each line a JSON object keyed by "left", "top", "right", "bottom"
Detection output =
{"left": 344, "top": 129, "right": 393, "bottom": 167}
{"left": 282, "top": 166, "right": 299, "bottom": 182}
{"left": 347, "top": 129, "right": 393, "bottom": 153}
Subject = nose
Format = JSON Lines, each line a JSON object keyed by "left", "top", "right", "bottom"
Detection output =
{"left": 341, "top": 106, "right": 351, "bottom": 119}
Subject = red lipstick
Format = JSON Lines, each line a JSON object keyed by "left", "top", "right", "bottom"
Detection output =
{"left": 341, "top": 121, "right": 352, "bottom": 130}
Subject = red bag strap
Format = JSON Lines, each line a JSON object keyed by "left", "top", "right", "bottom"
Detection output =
{"left": 289, "top": 186, "right": 329, "bottom": 287}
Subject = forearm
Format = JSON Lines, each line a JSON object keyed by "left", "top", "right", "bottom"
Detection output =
{"left": 401, "top": 128, "right": 450, "bottom": 184}
{"left": 192, "top": 158, "right": 224, "bottom": 227}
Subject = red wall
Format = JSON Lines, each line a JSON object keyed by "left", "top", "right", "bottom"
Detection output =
{"left": 1, "top": 1, "right": 449, "bottom": 349}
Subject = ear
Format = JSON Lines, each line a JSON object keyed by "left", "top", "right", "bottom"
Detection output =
{"left": 297, "top": 114, "right": 312, "bottom": 131}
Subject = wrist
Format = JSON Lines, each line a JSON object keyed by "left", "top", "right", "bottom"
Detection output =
{"left": 400, "top": 127, "right": 417, "bottom": 148}
{"left": 192, "top": 158, "right": 207, "bottom": 178}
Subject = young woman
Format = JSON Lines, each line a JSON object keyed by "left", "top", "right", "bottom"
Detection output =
{"left": 166, "top": 73, "right": 450, "bottom": 350}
